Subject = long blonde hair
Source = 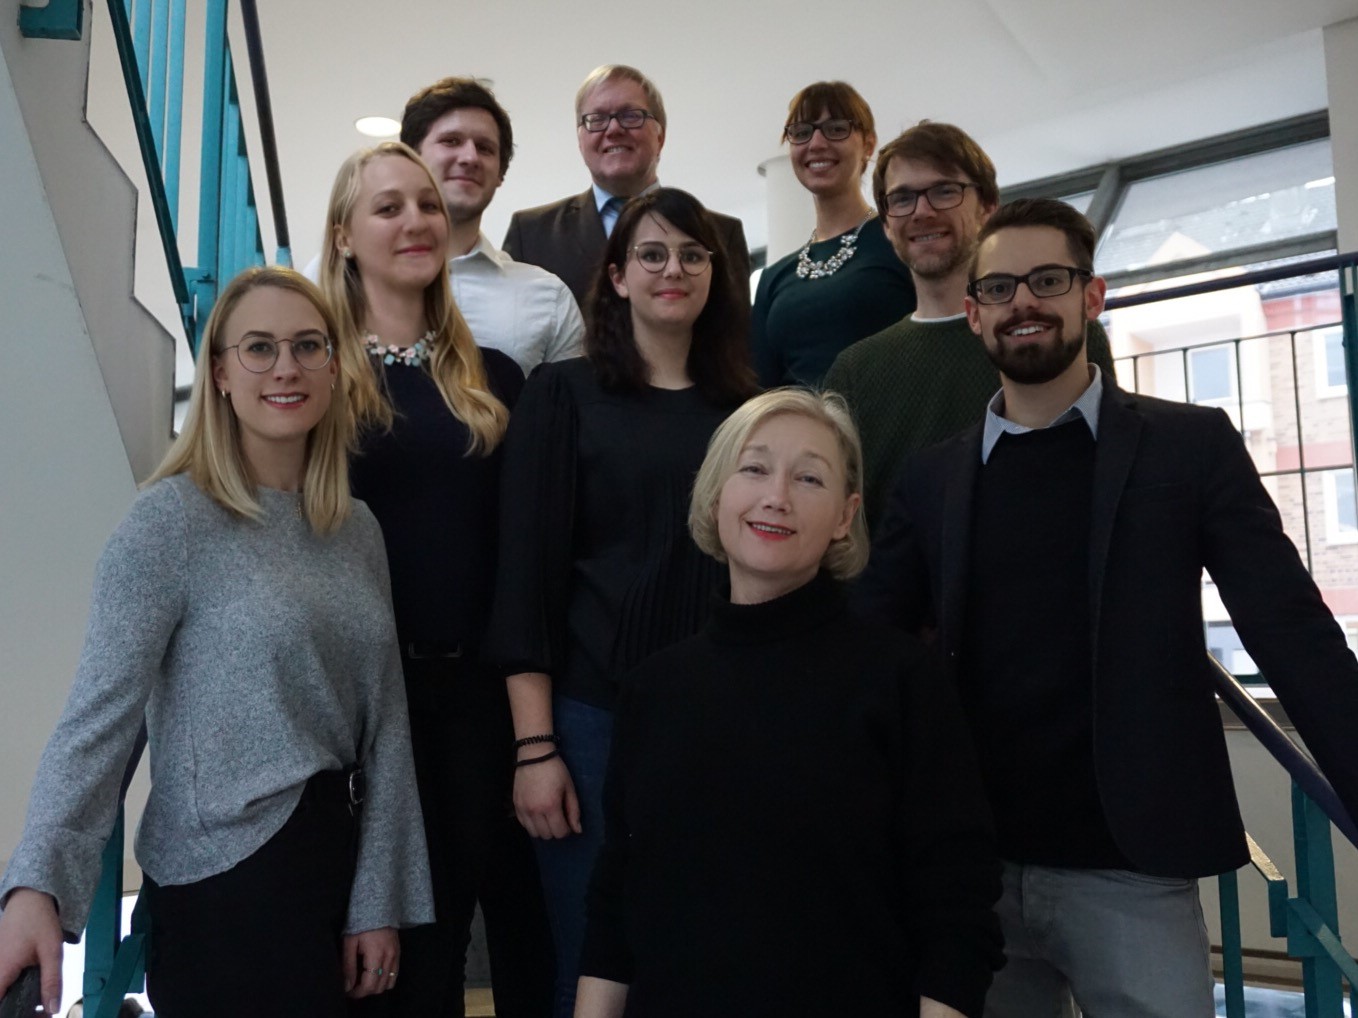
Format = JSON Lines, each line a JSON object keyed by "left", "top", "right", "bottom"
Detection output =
{"left": 319, "top": 142, "right": 508, "bottom": 455}
{"left": 147, "top": 267, "right": 353, "bottom": 534}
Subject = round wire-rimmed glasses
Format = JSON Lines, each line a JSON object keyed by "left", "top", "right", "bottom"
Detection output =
{"left": 628, "top": 242, "right": 713, "bottom": 276}
{"left": 220, "top": 334, "right": 334, "bottom": 373}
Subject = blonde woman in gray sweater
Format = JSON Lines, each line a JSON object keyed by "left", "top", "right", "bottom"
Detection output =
{"left": 0, "top": 268, "right": 432, "bottom": 1017}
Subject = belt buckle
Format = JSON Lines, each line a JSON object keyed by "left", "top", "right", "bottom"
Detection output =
{"left": 347, "top": 767, "right": 366, "bottom": 816}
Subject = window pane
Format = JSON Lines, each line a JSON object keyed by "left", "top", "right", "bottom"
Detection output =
{"left": 1333, "top": 469, "right": 1357, "bottom": 534}
{"left": 1189, "top": 346, "right": 1233, "bottom": 403}
{"left": 1061, "top": 191, "right": 1095, "bottom": 214}
{"left": 1097, "top": 140, "right": 1336, "bottom": 277}
{"left": 1325, "top": 329, "right": 1347, "bottom": 389}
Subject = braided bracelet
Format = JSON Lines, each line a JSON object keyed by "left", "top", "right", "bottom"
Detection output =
{"left": 514, "top": 749, "right": 561, "bottom": 769}
{"left": 514, "top": 733, "right": 560, "bottom": 750}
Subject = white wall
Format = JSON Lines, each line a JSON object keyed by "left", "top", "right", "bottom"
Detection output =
{"left": 0, "top": 38, "right": 142, "bottom": 873}
{"left": 1, "top": 1, "right": 177, "bottom": 482}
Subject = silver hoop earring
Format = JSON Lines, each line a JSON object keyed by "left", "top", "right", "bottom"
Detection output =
{"left": 219, "top": 389, "right": 228, "bottom": 399}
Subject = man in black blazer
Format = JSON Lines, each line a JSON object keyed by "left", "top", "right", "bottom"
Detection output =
{"left": 858, "top": 198, "right": 1358, "bottom": 1018}
{"left": 502, "top": 64, "right": 750, "bottom": 308}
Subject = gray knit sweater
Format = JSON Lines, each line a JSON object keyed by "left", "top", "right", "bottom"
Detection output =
{"left": 0, "top": 474, "right": 433, "bottom": 938}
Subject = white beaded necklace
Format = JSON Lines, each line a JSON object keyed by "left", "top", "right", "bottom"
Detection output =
{"left": 364, "top": 331, "right": 436, "bottom": 368}
{"left": 795, "top": 210, "right": 877, "bottom": 280}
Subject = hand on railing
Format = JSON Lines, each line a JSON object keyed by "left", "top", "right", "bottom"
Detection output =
{"left": 0, "top": 889, "right": 63, "bottom": 1015}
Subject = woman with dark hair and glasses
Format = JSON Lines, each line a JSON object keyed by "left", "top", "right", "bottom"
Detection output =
{"left": 485, "top": 187, "right": 758, "bottom": 1018}
{"left": 752, "top": 81, "right": 916, "bottom": 388}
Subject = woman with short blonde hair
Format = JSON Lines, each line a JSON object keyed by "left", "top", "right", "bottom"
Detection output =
{"left": 576, "top": 389, "right": 1002, "bottom": 1018}
{"left": 688, "top": 387, "right": 869, "bottom": 579}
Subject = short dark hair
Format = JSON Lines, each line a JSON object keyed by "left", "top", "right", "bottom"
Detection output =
{"left": 783, "top": 81, "right": 875, "bottom": 140}
{"left": 400, "top": 77, "right": 514, "bottom": 177}
{"left": 873, "top": 121, "right": 998, "bottom": 218}
{"left": 585, "top": 188, "right": 757, "bottom": 406}
{"left": 970, "top": 198, "right": 1098, "bottom": 280}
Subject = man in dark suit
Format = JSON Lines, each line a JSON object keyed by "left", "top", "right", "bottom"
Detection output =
{"left": 858, "top": 198, "right": 1358, "bottom": 1017}
{"left": 502, "top": 64, "right": 750, "bottom": 308}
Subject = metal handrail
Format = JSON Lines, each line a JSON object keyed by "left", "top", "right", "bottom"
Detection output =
{"left": 1208, "top": 656, "right": 1358, "bottom": 848}
{"left": 237, "top": 0, "right": 290, "bottom": 261}
{"left": 1104, "top": 251, "right": 1358, "bottom": 311}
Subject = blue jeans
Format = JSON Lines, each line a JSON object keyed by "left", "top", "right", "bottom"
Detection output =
{"left": 533, "top": 695, "right": 614, "bottom": 1018}
{"left": 985, "top": 862, "right": 1216, "bottom": 1018}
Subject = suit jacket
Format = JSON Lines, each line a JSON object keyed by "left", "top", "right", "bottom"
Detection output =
{"left": 856, "top": 380, "right": 1358, "bottom": 877}
{"left": 503, "top": 189, "right": 752, "bottom": 309}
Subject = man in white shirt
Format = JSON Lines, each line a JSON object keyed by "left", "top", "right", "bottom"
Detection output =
{"left": 401, "top": 77, "right": 584, "bottom": 376}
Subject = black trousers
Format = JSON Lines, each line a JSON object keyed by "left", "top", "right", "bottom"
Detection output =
{"left": 144, "top": 770, "right": 360, "bottom": 1018}
{"left": 353, "top": 656, "right": 554, "bottom": 1018}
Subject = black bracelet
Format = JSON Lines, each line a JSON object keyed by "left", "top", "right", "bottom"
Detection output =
{"left": 514, "top": 749, "right": 560, "bottom": 768}
{"left": 514, "top": 733, "right": 560, "bottom": 750}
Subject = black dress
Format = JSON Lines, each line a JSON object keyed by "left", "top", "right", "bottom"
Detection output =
{"left": 580, "top": 572, "right": 1004, "bottom": 1018}
{"left": 485, "top": 357, "right": 735, "bottom": 709}
{"left": 350, "top": 348, "right": 553, "bottom": 1016}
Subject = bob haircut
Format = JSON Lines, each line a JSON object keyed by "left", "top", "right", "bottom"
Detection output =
{"left": 689, "top": 387, "right": 869, "bottom": 580}
{"left": 319, "top": 141, "right": 508, "bottom": 454}
{"left": 585, "top": 187, "right": 757, "bottom": 405}
{"left": 575, "top": 64, "right": 667, "bottom": 131}
{"left": 970, "top": 197, "right": 1098, "bottom": 277}
{"left": 400, "top": 76, "right": 515, "bottom": 177}
{"left": 783, "top": 80, "right": 875, "bottom": 141}
{"left": 146, "top": 266, "right": 353, "bottom": 534}
{"left": 872, "top": 121, "right": 999, "bottom": 219}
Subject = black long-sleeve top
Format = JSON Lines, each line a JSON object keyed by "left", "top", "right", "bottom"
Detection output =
{"left": 484, "top": 357, "right": 734, "bottom": 708}
{"left": 350, "top": 348, "right": 523, "bottom": 651}
{"left": 580, "top": 572, "right": 1004, "bottom": 1017}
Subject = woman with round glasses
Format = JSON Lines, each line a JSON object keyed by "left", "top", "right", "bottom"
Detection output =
{"left": 319, "top": 143, "right": 556, "bottom": 1016}
{"left": 752, "top": 81, "right": 917, "bottom": 388}
{"left": 486, "top": 187, "right": 758, "bottom": 1018}
{"left": 0, "top": 266, "right": 432, "bottom": 1016}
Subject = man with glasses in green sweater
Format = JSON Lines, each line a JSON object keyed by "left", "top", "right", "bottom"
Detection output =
{"left": 823, "top": 122, "right": 1116, "bottom": 528}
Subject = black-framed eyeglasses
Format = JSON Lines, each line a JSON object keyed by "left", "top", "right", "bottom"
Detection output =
{"left": 883, "top": 181, "right": 977, "bottom": 217}
{"left": 220, "top": 334, "right": 334, "bottom": 373}
{"left": 579, "top": 108, "right": 656, "bottom": 132}
{"left": 783, "top": 118, "right": 855, "bottom": 145}
{"left": 628, "top": 241, "right": 713, "bottom": 276}
{"left": 967, "top": 266, "right": 1093, "bottom": 305}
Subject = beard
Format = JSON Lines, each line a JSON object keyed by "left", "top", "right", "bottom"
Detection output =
{"left": 985, "top": 311, "right": 1086, "bottom": 384}
{"left": 902, "top": 232, "right": 977, "bottom": 281}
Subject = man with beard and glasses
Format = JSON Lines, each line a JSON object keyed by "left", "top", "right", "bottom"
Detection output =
{"left": 856, "top": 198, "right": 1358, "bottom": 1018}
{"left": 823, "top": 122, "right": 1115, "bottom": 528}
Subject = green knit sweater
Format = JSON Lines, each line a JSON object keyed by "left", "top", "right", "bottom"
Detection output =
{"left": 823, "top": 314, "right": 1117, "bottom": 530}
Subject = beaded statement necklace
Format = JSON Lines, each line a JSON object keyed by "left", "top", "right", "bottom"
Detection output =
{"left": 364, "top": 331, "right": 436, "bottom": 368}
{"left": 795, "top": 210, "right": 877, "bottom": 280}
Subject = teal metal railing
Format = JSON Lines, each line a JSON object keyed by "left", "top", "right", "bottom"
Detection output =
{"left": 101, "top": 0, "right": 292, "bottom": 352}
{"left": 1212, "top": 658, "right": 1358, "bottom": 1017}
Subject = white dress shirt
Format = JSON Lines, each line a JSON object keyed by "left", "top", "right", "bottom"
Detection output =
{"left": 450, "top": 234, "right": 584, "bottom": 375}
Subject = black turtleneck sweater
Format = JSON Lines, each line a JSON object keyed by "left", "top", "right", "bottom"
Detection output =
{"left": 580, "top": 572, "right": 1003, "bottom": 1018}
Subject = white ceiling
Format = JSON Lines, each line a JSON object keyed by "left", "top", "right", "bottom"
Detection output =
{"left": 253, "top": 0, "right": 1358, "bottom": 269}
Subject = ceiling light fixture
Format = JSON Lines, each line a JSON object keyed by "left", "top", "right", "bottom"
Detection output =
{"left": 355, "top": 116, "right": 400, "bottom": 138}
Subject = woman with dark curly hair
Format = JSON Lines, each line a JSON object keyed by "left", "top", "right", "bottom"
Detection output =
{"left": 485, "top": 187, "right": 758, "bottom": 1018}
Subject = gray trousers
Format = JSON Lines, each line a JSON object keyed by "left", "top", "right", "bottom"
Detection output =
{"left": 985, "top": 862, "right": 1216, "bottom": 1018}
